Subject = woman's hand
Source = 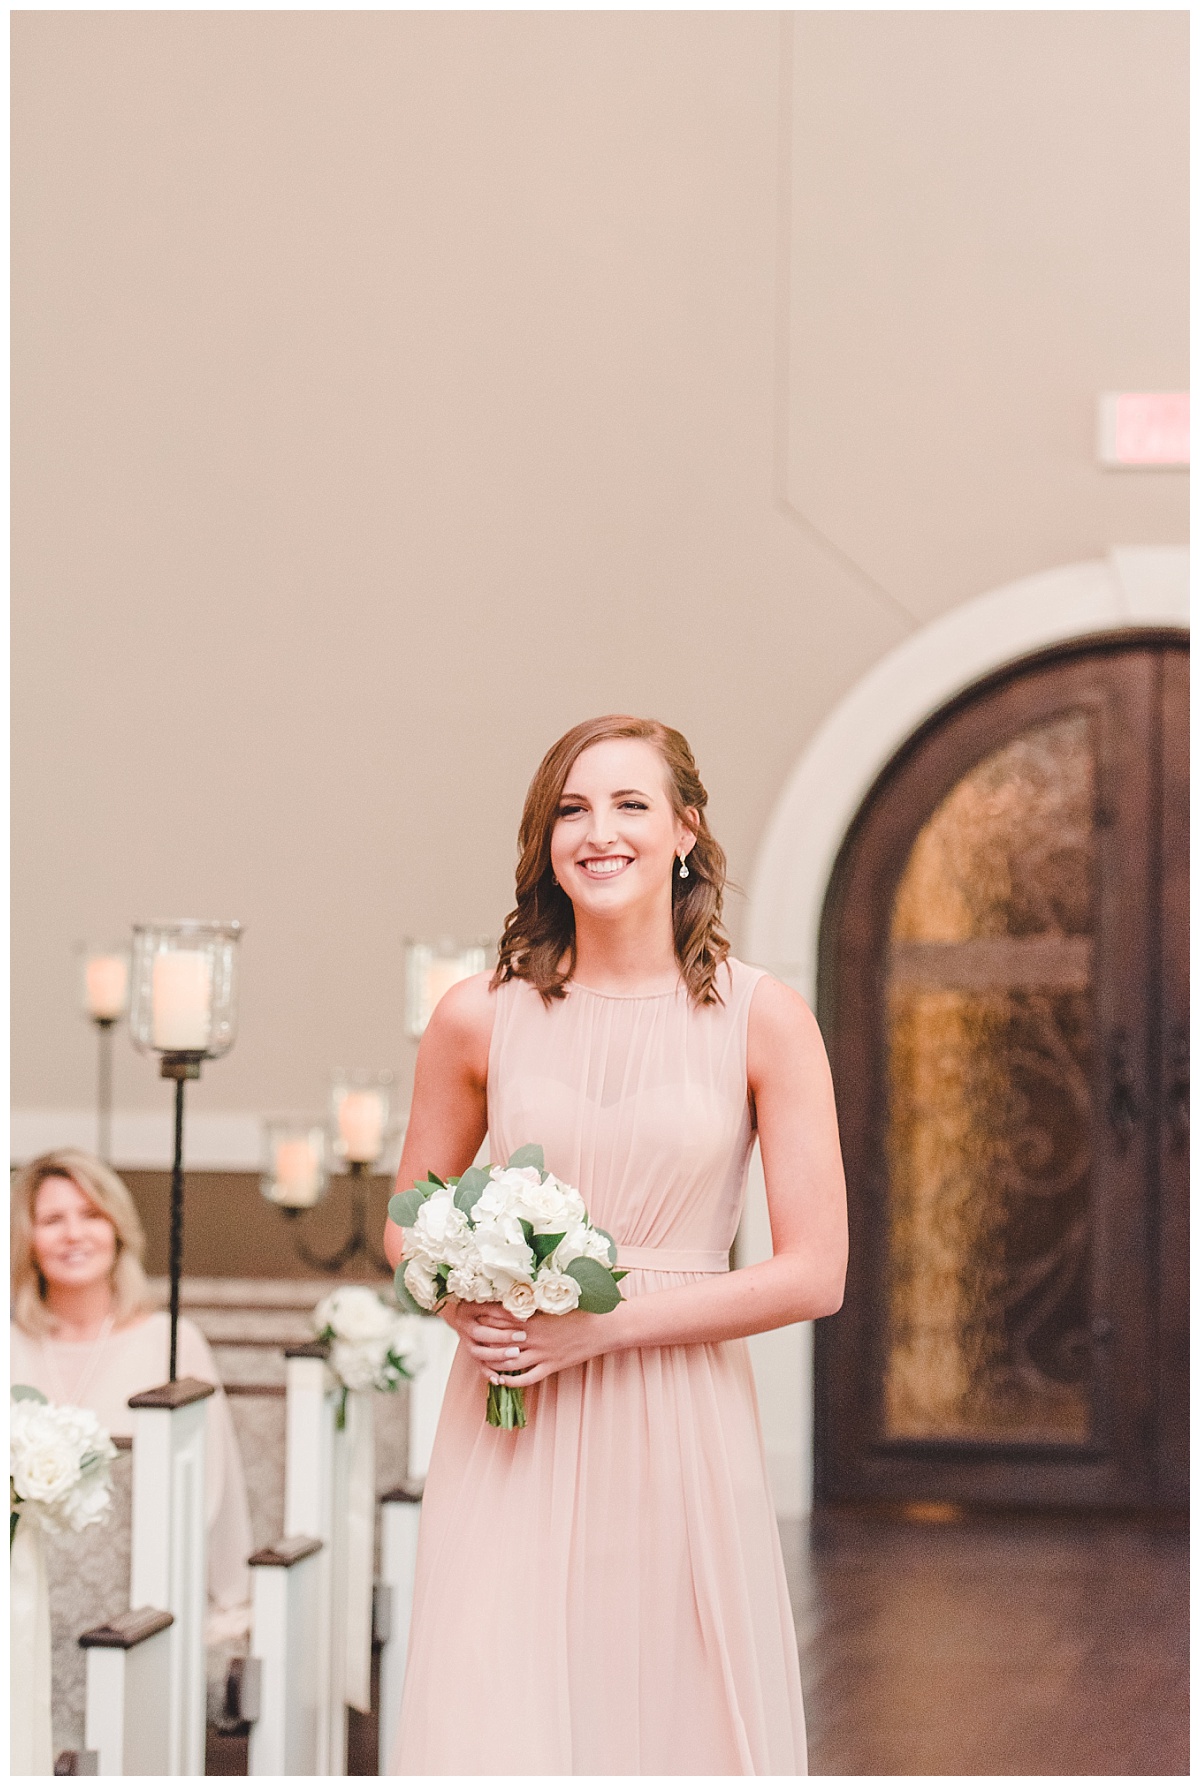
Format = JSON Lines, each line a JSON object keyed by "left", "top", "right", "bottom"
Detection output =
{"left": 443, "top": 1298, "right": 609, "bottom": 1388}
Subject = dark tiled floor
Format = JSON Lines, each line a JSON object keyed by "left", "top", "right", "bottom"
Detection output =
{"left": 780, "top": 1508, "right": 1189, "bottom": 1776}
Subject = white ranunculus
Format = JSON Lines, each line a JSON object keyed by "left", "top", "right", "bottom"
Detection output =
{"left": 314, "top": 1285, "right": 396, "bottom": 1344}
{"left": 501, "top": 1281, "right": 537, "bottom": 1318}
{"left": 533, "top": 1271, "right": 581, "bottom": 1314}
{"left": 404, "top": 1257, "right": 441, "bottom": 1311}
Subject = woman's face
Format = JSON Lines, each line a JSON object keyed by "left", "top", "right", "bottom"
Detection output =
{"left": 549, "top": 738, "right": 697, "bottom": 924}
{"left": 31, "top": 1175, "right": 118, "bottom": 1295}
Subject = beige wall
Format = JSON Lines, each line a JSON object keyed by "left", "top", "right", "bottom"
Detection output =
{"left": 12, "top": 11, "right": 1187, "bottom": 1133}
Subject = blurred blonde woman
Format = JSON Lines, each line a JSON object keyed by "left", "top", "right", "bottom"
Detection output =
{"left": 10, "top": 1147, "right": 254, "bottom": 1635}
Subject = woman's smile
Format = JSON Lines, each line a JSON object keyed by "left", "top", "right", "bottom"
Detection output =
{"left": 577, "top": 854, "right": 634, "bottom": 879}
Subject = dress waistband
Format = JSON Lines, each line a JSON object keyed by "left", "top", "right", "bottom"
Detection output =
{"left": 614, "top": 1244, "right": 730, "bottom": 1274}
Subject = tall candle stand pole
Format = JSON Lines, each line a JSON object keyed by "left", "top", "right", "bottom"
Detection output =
{"left": 94, "top": 1017, "right": 116, "bottom": 1164}
{"left": 161, "top": 1052, "right": 203, "bottom": 1382}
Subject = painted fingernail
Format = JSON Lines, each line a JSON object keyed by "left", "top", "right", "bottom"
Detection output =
{"left": 505, "top": 1346, "right": 520, "bottom": 1358}
{"left": 512, "top": 1332, "right": 526, "bottom": 1342}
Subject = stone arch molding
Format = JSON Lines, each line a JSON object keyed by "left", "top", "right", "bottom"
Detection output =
{"left": 740, "top": 546, "right": 1188, "bottom": 1518}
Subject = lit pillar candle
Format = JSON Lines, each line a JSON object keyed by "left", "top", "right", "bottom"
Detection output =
{"left": 151, "top": 951, "right": 212, "bottom": 1051}
{"left": 272, "top": 1138, "right": 322, "bottom": 1208}
{"left": 338, "top": 1090, "right": 384, "bottom": 1164}
{"left": 85, "top": 954, "right": 128, "bottom": 1020}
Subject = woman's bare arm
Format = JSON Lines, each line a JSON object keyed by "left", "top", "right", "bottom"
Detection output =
{"left": 381, "top": 973, "right": 494, "bottom": 1271}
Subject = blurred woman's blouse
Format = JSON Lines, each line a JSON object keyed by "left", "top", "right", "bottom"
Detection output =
{"left": 10, "top": 1310, "right": 254, "bottom": 1620}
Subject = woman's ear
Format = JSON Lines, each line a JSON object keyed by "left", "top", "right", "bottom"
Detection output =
{"left": 678, "top": 808, "right": 700, "bottom": 857}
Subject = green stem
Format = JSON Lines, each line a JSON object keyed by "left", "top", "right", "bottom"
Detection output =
{"left": 485, "top": 1382, "right": 527, "bottom": 1430}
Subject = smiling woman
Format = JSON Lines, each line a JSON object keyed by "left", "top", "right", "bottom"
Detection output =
{"left": 495, "top": 714, "right": 731, "bottom": 1004}
{"left": 383, "top": 714, "right": 848, "bottom": 1775}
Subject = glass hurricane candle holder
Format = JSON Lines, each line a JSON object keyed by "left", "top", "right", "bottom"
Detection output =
{"left": 261, "top": 1120, "right": 330, "bottom": 1211}
{"left": 331, "top": 1069, "right": 394, "bottom": 1168}
{"left": 405, "top": 939, "right": 490, "bottom": 1040}
{"left": 129, "top": 920, "right": 243, "bottom": 1066}
{"left": 77, "top": 942, "right": 131, "bottom": 1023}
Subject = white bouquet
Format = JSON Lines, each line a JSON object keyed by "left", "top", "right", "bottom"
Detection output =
{"left": 390, "top": 1144, "right": 626, "bottom": 1430}
{"left": 10, "top": 1388, "right": 118, "bottom": 1544}
{"left": 313, "top": 1286, "right": 425, "bottom": 1427}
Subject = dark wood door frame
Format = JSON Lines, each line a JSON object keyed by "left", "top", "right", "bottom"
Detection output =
{"left": 815, "top": 633, "right": 1188, "bottom": 1513}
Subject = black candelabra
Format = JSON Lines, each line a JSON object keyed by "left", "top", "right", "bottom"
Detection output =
{"left": 282, "top": 1160, "right": 392, "bottom": 1277}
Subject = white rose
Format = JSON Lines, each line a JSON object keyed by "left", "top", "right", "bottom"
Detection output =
{"left": 550, "top": 1222, "right": 614, "bottom": 1271}
{"left": 11, "top": 1414, "right": 82, "bottom": 1506}
{"left": 502, "top": 1281, "right": 537, "bottom": 1318}
{"left": 404, "top": 1257, "right": 441, "bottom": 1311}
{"left": 533, "top": 1271, "right": 581, "bottom": 1315}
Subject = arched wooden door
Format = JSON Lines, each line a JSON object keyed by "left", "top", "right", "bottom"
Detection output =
{"left": 816, "top": 637, "right": 1187, "bottom": 1511}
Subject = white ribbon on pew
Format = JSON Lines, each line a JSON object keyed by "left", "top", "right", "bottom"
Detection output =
{"left": 10, "top": 1514, "right": 53, "bottom": 1774}
{"left": 342, "top": 1389, "right": 376, "bottom": 1715}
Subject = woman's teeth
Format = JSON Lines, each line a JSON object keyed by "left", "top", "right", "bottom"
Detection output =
{"left": 580, "top": 857, "right": 630, "bottom": 877}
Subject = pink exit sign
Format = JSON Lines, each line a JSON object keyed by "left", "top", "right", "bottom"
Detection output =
{"left": 1098, "top": 392, "right": 1190, "bottom": 466}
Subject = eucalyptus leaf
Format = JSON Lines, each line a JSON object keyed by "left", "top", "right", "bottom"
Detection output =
{"left": 531, "top": 1231, "right": 566, "bottom": 1264}
{"left": 427, "top": 1171, "right": 447, "bottom": 1187}
{"left": 565, "top": 1257, "right": 623, "bottom": 1314}
{"left": 11, "top": 1384, "right": 47, "bottom": 1405}
{"left": 611, "top": 1269, "right": 629, "bottom": 1282}
{"left": 507, "top": 1143, "right": 544, "bottom": 1173}
{"left": 453, "top": 1164, "right": 491, "bottom": 1217}
{"left": 389, "top": 1189, "right": 427, "bottom": 1227}
{"left": 392, "top": 1269, "right": 426, "bottom": 1316}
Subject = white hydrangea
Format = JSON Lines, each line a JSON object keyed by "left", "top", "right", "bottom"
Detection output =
{"left": 314, "top": 1290, "right": 425, "bottom": 1392}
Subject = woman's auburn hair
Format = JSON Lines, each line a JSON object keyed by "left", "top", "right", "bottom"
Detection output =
{"left": 493, "top": 714, "right": 732, "bottom": 1007}
{"left": 10, "top": 1148, "right": 155, "bottom": 1337}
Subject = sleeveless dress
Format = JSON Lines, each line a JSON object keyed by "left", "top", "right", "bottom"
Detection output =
{"left": 392, "top": 959, "right": 807, "bottom": 1775}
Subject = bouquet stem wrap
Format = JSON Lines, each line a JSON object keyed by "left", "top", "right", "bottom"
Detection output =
{"left": 485, "top": 1381, "right": 528, "bottom": 1431}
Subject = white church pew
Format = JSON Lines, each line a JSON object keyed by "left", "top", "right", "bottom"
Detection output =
{"left": 79, "top": 1607, "right": 174, "bottom": 1776}
{"left": 126, "top": 1378, "right": 213, "bottom": 1776}
{"left": 246, "top": 1536, "right": 325, "bottom": 1776}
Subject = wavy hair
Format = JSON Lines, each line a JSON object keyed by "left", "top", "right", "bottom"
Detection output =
{"left": 11, "top": 1148, "right": 155, "bottom": 1337}
{"left": 493, "top": 715, "right": 731, "bottom": 1006}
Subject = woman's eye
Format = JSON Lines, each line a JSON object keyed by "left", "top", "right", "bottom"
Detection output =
{"left": 557, "top": 805, "right": 584, "bottom": 818}
{"left": 620, "top": 801, "right": 648, "bottom": 811}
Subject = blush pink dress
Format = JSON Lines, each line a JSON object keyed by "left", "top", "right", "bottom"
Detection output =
{"left": 392, "top": 959, "right": 808, "bottom": 1775}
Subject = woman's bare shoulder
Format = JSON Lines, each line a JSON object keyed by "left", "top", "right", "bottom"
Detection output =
{"left": 746, "top": 973, "right": 826, "bottom": 1081}
{"left": 426, "top": 970, "right": 499, "bottom": 1038}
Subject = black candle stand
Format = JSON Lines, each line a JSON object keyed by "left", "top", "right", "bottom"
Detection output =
{"left": 160, "top": 1050, "right": 204, "bottom": 1381}
{"left": 282, "top": 1159, "right": 392, "bottom": 1276}
{"left": 93, "top": 1016, "right": 117, "bottom": 1163}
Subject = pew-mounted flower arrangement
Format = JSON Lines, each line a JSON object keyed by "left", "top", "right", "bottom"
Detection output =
{"left": 312, "top": 1286, "right": 426, "bottom": 1428}
{"left": 9, "top": 1387, "right": 118, "bottom": 1546}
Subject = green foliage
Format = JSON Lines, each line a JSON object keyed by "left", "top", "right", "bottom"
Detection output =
{"left": 507, "top": 1143, "right": 545, "bottom": 1174}
{"left": 10, "top": 1385, "right": 47, "bottom": 1405}
{"left": 392, "top": 1267, "right": 426, "bottom": 1316}
{"left": 594, "top": 1227, "right": 619, "bottom": 1267}
{"left": 531, "top": 1231, "right": 566, "bottom": 1263}
{"left": 453, "top": 1164, "right": 491, "bottom": 1217}
{"left": 565, "top": 1257, "right": 623, "bottom": 1314}
{"left": 389, "top": 1188, "right": 427, "bottom": 1226}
